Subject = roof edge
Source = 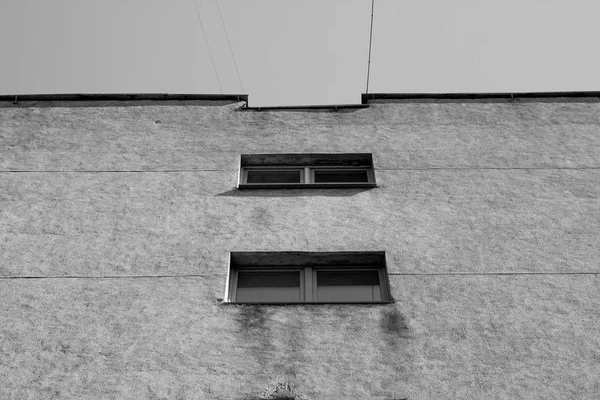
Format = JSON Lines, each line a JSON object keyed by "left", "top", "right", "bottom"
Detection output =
{"left": 1, "top": 93, "right": 249, "bottom": 103}
{"left": 361, "top": 91, "right": 600, "bottom": 104}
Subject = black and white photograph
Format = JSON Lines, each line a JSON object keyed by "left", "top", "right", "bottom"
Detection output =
{"left": 1, "top": 1, "right": 599, "bottom": 398}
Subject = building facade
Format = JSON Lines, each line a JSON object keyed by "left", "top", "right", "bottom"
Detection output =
{"left": 1, "top": 93, "right": 599, "bottom": 399}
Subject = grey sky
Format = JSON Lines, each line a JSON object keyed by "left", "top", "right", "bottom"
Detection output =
{"left": 1, "top": 0, "right": 599, "bottom": 106}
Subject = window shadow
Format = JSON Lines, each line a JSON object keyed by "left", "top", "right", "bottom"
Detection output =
{"left": 215, "top": 187, "right": 376, "bottom": 197}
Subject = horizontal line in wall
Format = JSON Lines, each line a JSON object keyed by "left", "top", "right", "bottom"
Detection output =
{"left": 389, "top": 271, "right": 600, "bottom": 276}
{"left": 0, "top": 274, "right": 223, "bottom": 280}
{"left": 1, "top": 167, "right": 599, "bottom": 173}
{"left": 377, "top": 167, "right": 600, "bottom": 171}
{"left": 0, "top": 169, "right": 234, "bottom": 173}
{"left": 1, "top": 272, "right": 598, "bottom": 280}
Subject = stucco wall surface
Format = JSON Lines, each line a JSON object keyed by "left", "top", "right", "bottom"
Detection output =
{"left": 1, "top": 98, "right": 600, "bottom": 399}
{"left": 2, "top": 275, "right": 599, "bottom": 399}
{"left": 1, "top": 168, "right": 598, "bottom": 276}
{"left": 3, "top": 99, "right": 600, "bottom": 172}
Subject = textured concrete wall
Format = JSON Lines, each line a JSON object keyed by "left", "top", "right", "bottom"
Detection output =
{"left": 1, "top": 98, "right": 599, "bottom": 399}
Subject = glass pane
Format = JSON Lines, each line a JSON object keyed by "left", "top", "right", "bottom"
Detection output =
{"left": 236, "top": 271, "right": 301, "bottom": 302}
{"left": 238, "top": 271, "right": 300, "bottom": 287}
{"left": 236, "top": 287, "right": 301, "bottom": 302}
{"left": 317, "top": 271, "right": 379, "bottom": 286}
{"left": 316, "top": 271, "right": 381, "bottom": 302}
{"left": 313, "top": 169, "right": 369, "bottom": 183}
{"left": 247, "top": 170, "right": 302, "bottom": 184}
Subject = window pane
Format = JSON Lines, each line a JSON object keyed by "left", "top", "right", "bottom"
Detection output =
{"left": 236, "top": 271, "right": 301, "bottom": 302}
{"left": 316, "top": 271, "right": 381, "bottom": 302}
{"left": 247, "top": 170, "right": 302, "bottom": 184}
{"left": 313, "top": 170, "right": 369, "bottom": 183}
{"left": 317, "top": 271, "right": 379, "bottom": 286}
{"left": 238, "top": 271, "right": 300, "bottom": 287}
{"left": 236, "top": 287, "right": 301, "bottom": 302}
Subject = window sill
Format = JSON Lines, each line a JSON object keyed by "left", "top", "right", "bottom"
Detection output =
{"left": 221, "top": 301, "right": 394, "bottom": 305}
{"left": 238, "top": 183, "right": 377, "bottom": 190}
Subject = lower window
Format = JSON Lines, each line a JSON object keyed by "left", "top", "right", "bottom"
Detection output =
{"left": 227, "top": 252, "right": 391, "bottom": 304}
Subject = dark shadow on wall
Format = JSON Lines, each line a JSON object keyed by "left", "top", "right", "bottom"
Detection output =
{"left": 281, "top": 311, "right": 306, "bottom": 377}
{"left": 216, "top": 188, "right": 375, "bottom": 197}
{"left": 236, "top": 305, "right": 273, "bottom": 367}
{"left": 234, "top": 306, "right": 306, "bottom": 400}
{"left": 231, "top": 304, "right": 410, "bottom": 399}
{"left": 380, "top": 306, "right": 411, "bottom": 345}
{"left": 378, "top": 305, "right": 412, "bottom": 398}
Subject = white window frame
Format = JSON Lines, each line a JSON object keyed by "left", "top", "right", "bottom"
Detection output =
{"left": 228, "top": 265, "right": 390, "bottom": 304}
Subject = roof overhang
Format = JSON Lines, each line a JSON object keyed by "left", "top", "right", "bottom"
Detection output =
{"left": 1, "top": 93, "right": 248, "bottom": 104}
{"left": 361, "top": 91, "right": 600, "bottom": 104}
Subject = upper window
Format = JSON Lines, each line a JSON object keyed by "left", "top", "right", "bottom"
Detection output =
{"left": 226, "top": 252, "right": 391, "bottom": 304}
{"left": 238, "top": 153, "right": 376, "bottom": 189}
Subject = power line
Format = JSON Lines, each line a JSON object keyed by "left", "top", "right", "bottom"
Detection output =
{"left": 215, "top": 0, "right": 245, "bottom": 93}
{"left": 191, "top": 0, "right": 223, "bottom": 93}
{"left": 365, "top": 0, "right": 375, "bottom": 94}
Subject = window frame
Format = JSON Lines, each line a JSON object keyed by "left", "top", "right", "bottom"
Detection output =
{"left": 227, "top": 263, "right": 391, "bottom": 304}
{"left": 237, "top": 153, "right": 377, "bottom": 189}
{"left": 310, "top": 167, "right": 374, "bottom": 184}
{"left": 242, "top": 167, "right": 306, "bottom": 185}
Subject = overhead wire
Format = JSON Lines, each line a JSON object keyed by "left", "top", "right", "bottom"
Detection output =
{"left": 191, "top": 0, "right": 223, "bottom": 93}
{"left": 215, "top": 0, "right": 245, "bottom": 93}
{"left": 365, "top": 0, "right": 375, "bottom": 94}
